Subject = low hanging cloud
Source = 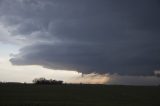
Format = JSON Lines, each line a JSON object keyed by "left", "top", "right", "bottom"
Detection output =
{"left": 108, "top": 74, "right": 160, "bottom": 85}
{"left": 69, "top": 73, "right": 160, "bottom": 85}
{"left": 0, "top": 0, "right": 160, "bottom": 76}
{"left": 69, "top": 73, "right": 110, "bottom": 84}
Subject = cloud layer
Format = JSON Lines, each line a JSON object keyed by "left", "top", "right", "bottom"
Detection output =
{"left": 0, "top": 0, "right": 160, "bottom": 76}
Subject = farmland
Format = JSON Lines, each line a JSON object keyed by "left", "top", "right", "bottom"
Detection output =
{"left": 0, "top": 83, "right": 160, "bottom": 106}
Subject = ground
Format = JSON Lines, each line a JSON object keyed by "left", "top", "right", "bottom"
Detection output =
{"left": 0, "top": 84, "right": 160, "bottom": 106}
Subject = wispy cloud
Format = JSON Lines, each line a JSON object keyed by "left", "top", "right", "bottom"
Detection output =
{"left": 69, "top": 73, "right": 110, "bottom": 84}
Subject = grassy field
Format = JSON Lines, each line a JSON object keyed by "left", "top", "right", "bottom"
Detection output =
{"left": 0, "top": 84, "right": 160, "bottom": 106}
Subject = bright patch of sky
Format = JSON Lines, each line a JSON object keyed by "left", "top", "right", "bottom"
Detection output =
{"left": 0, "top": 42, "right": 81, "bottom": 83}
{"left": 0, "top": 23, "right": 82, "bottom": 83}
{"left": 0, "top": 43, "right": 19, "bottom": 56}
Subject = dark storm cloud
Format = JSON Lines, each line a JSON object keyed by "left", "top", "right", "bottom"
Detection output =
{"left": 0, "top": 0, "right": 160, "bottom": 75}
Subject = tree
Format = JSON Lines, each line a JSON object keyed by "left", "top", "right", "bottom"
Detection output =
{"left": 33, "top": 78, "right": 63, "bottom": 85}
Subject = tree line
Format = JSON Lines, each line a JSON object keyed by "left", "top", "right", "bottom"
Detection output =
{"left": 33, "top": 78, "right": 63, "bottom": 85}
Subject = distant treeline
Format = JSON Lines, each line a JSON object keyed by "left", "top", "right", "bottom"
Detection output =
{"left": 33, "top": 78, "right": 63, "bottom": 85}
{"left": 0, "top": 82, "right": 23, "bottom": 84}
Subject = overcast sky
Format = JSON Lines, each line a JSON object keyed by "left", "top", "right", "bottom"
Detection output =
{"left": 0, "top": 0, "right": 160, "bottom": 85}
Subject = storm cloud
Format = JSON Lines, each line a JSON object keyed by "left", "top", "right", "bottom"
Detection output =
{"left": 0, "top": 0, "right": 160, "bottom": 76}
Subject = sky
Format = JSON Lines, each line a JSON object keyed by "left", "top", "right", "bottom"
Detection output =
{"left": 0, "top": 0, "right": 160, "bottom": 85}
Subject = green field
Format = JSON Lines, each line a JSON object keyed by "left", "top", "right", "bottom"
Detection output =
{"left": 0, "top": 84, "right": 160, "bottom": 106}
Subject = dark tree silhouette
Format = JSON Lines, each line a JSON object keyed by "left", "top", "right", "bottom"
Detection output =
{"left": 33, "top": 78, "right": 63, "bottom": 85}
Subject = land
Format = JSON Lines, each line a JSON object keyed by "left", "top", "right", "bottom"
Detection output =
{"left": 0, "top": 83, "right": 160, "bottom": 106}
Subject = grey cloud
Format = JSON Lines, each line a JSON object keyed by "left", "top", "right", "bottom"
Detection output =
{"left": 10, "top": 42, "right": 160, "bottom": 75}
{"left": 108, "top": 74, "right": 160, "bottom": 85}
{"left": 0, "top": 0, "right": 159, "bottom": 75}
{"left": 154, "top": 70, "right": 160, "bottom": 77}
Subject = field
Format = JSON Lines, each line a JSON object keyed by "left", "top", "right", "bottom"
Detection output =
{"left": 0, "top": 84, "right": 160, "bottom": 106}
